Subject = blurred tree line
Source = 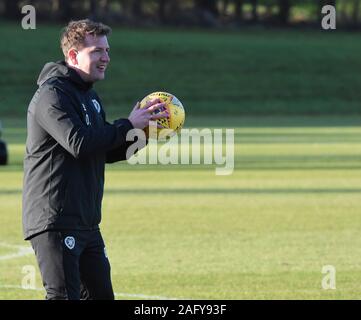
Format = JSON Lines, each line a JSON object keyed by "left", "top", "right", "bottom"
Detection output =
{"left": 1, "top": 0, "right": 361, "bottom": 28}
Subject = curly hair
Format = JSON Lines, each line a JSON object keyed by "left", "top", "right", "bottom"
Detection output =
{"left": 60, "top": 19, "right": 111, "bottom": 60}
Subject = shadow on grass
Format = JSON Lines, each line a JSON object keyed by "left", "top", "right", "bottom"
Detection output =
{"left": 2, "top": 163, "right": 361, "bottom": 172}
{"left": 2, "top": 188, "right": 361, "bottom": 196}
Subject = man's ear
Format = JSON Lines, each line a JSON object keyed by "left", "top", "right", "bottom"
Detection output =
{"left": 68, "top": 48, "right": 78, "bottom": 65}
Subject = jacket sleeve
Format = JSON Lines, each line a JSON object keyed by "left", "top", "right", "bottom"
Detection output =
{"left": 105, "top": 136, "right": 133, "bottom": 163}
{"left": 105, "top": 121, "right": 148, "bottom": 163}
{"left": 33, "top": 86, "right": 133, "bottom": 159}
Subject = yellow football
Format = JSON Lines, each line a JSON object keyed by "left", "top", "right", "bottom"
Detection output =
{"left": 139, "top": 91, "right": 185, "bottom": 139}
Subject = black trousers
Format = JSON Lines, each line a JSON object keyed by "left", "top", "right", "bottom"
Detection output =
{"left": 30, "top": 229, "right": 114, "bottom": 300}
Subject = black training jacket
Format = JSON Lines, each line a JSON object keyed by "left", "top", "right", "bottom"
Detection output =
{"left": 23, "top": 61, "right": 134, "bottom": 240}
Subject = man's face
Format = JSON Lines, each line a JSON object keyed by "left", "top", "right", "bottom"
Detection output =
{"left": 69, "top": 34, "right": 110, "bottom": 83}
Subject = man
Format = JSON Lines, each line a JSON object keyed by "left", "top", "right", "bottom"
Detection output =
{"left": 22, "top": 19, "right": 167, "bottom": 300}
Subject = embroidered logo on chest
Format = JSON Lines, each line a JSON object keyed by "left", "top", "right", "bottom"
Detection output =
{"left": 92, "top": 99, "right": 101, "bottom": 113}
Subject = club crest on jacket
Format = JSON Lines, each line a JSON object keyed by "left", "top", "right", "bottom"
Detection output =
{"left": 64, "top": 236, "right": 75, "bottom": 250}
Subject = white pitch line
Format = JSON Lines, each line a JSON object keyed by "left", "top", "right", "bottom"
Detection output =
{"left": 0, "top": 242, "right": 33, "bottom": 261}
{"left": 114, "top": 292, "right": 180, "bottom": 300}
{"left": 0, "top": 285, "right": 43, "bottom": 292}
{"left": 0, "top": 243, "right": 184, "bottom": 300}
{"left": 0, "top": 284, "right": 183, "bottom": 300}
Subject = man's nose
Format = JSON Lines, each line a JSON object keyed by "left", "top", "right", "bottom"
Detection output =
{"left": 101, "top": 52, "right": 110, "bottom": 63}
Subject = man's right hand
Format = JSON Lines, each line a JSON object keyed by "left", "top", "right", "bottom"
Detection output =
{"left": 128, "top": 98, "right": 168, "bottom": 129}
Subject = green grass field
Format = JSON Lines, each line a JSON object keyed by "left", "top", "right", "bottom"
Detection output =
{"left": 1, "top": 22, "right": 361, "bottom": 117}
{"left": 1, "top": 115, "right": 361, "bottom": 300}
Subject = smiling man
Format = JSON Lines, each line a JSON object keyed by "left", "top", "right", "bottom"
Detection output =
{"left": 62, "top": 24, "right": 110, "bottom": 82}
{"left": 22, "top": 19, "right": 167, "bottom": 300}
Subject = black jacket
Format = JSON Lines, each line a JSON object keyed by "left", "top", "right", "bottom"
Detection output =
{"left": 23, "top": 61, "right": 134, "bottom": 240}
